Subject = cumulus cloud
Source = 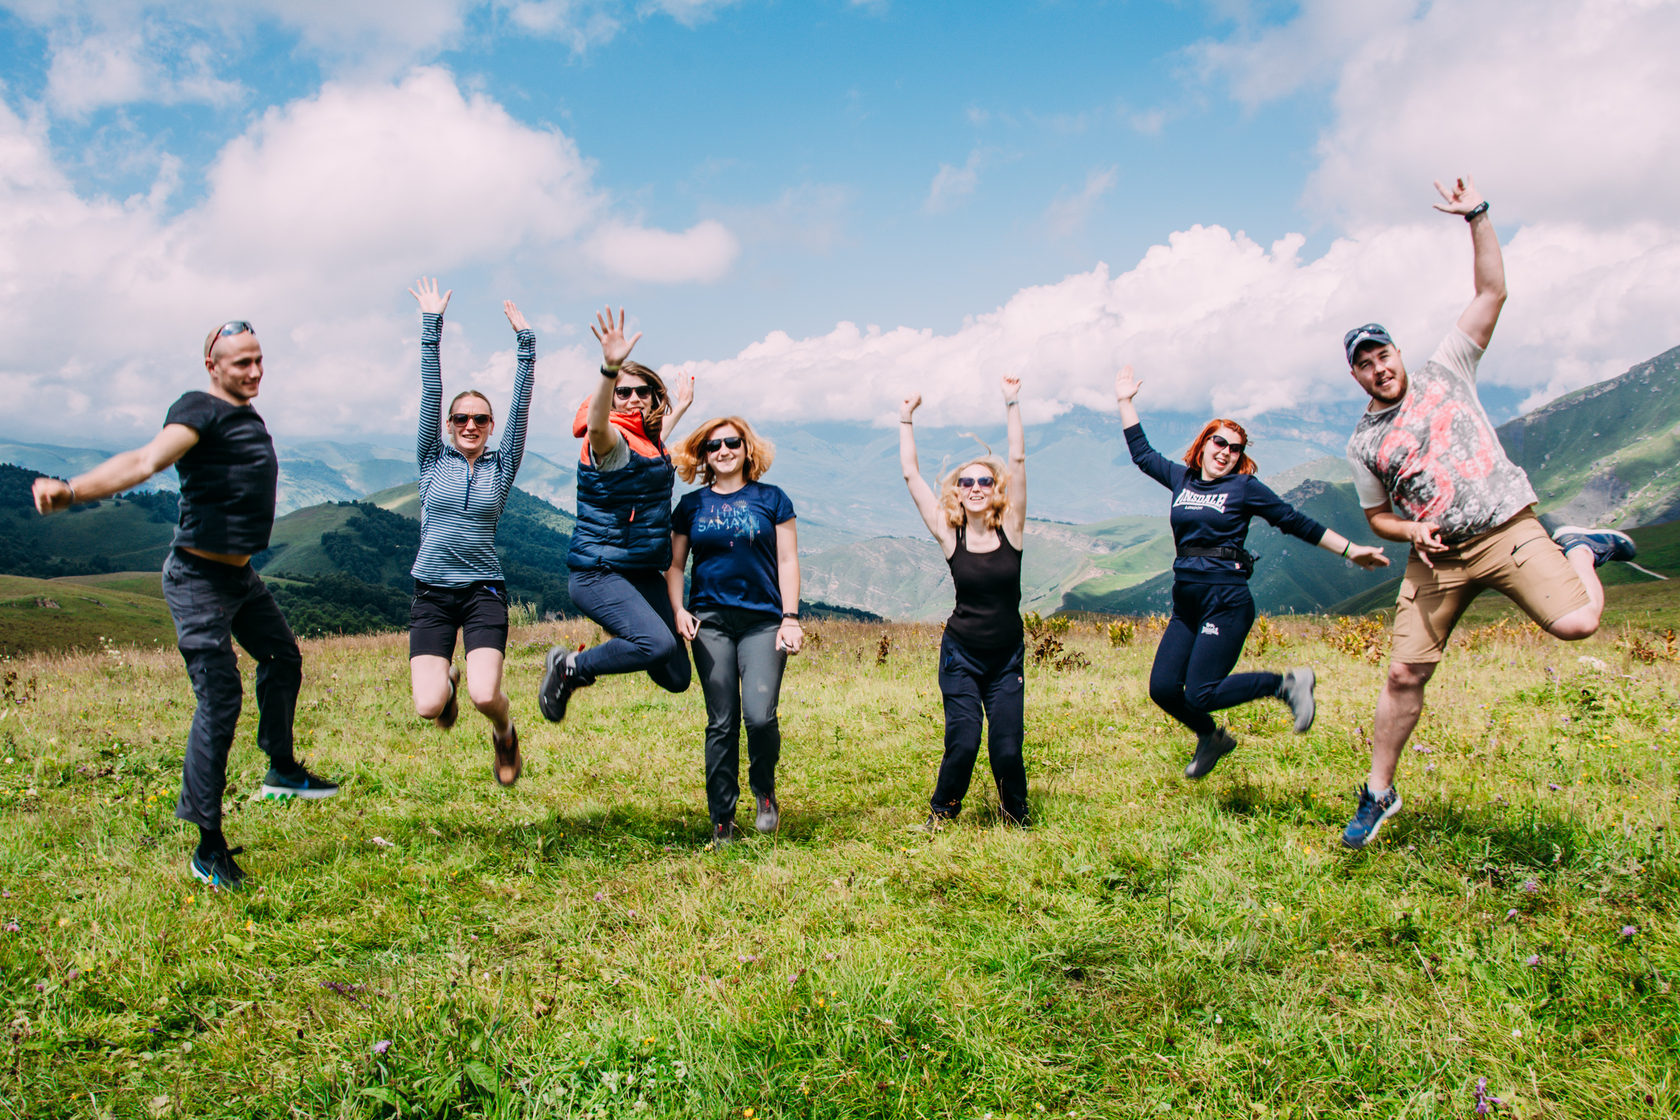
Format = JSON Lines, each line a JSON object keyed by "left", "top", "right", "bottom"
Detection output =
{"left": 666, "top": 219, "right": 1680, "bottom": 427}
{"left": 0, "top": 68, "right": 737, "bottom": 443}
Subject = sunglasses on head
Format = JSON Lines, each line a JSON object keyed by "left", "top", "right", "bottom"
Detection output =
{"left": 702, "top": 436, "right": 744, "bottom": 453}
{"left": 613, "top": 385, "right": 653, "bottom": 401}
{"left": 1210, "top": 434, "right": 1246, "bottom": 456}
{"left": 205, "top": 320, "right": 255, "bottom": 354}
{"left": 958, "top": 475, "right": 995, "bottom": 490}
{"left": 449, "top": 412, "right": 491, "bottom": 427}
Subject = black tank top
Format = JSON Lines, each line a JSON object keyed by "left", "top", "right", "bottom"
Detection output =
{"left": 945, "top": 526, "right": 1023, "bottom": 651}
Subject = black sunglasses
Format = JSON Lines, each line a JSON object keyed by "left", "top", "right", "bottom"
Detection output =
{"left": 957, "top": 475, "right": 995, "bottom": 489}
{"left": 614, "top": 385, "right": 653, "bottom": 400}
{"left": 449, "top": 412, "right": 491, "bottom": 427}
{"left": 702, "top": 436, "right": 744, "bottom": 453}
{"left": 1210, "top": 434, "right": 1246, "bottom": 456}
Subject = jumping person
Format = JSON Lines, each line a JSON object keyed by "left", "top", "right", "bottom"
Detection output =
{"left": 668, "top": 416, "right": 801, "bottom": 848}
{"left": 406, "top": 278, "right": 534, "bottom": 786}
{"left": 1114, "top": 366, "right": 1389, "bottom": 780}
{"left": 1340, "top": 175, "right": 1636, "bottom": 849}
{"left": 899, "top": 377, "right": 1031, "bottom": 829}
{"left": 32, "top": 321, "right": 337, "bottom": 891}
{"left": 538, "top": 307, "right": 694, "bottom": 722}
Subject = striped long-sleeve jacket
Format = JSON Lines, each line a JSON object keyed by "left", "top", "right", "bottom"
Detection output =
{"left": 410, "top": 311, "right": 534, "bottom": 586}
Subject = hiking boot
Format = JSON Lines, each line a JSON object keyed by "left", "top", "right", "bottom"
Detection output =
{"left": 259, "top": 763, "right": 339, "bottom": 800}
{"left": 1341, "top": 783, "right": 1403, "bottom": 849}
{"left": 436, "top": 663, "right": 461, "bottom": 731}
{"left": 492, "top": 723, "right": 522, "bottom": 787}
{"left": 1552, "top": 525, "right": 1637, "bottom": 567}
{"left": 1279, "top": 666, "right": 1317, "bottom": 733}
{"left": 538, "top": 645, "right": 587, "bottom": 723}
{"left": 1183, "top": 727, "right": 1237, "bottom": 780}
{"left": 754, "top": 794, "right": 780, "bottom": 834}
{"left": 708, "top": 820, "right": 738, "bottom": 850}
{"left": 189, "top": 845, "right": 247, "bottom": 891}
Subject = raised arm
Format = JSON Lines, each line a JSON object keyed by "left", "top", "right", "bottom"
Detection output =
{"left": 32, "top": 425, "right": 200, "bottom": 514}
{"left": 1001, "top": 376, "right": 1027, "bottom": 546}
{"left": 899, "top": 395, "right": 957, "bottom": 554}
{"left": 498, "top": 299, "right": 535, "bottom": 484}
{"left": 665, "top": 372, "right": 695, "bottom": 436}
{"left": 1434, "top": 176, "right": 1506, "bottom": 349}
{"left": 1113, "top": 364, "right": 1143, "bottom": 429}
{"left": 409, "top": 277, "right": 451, "bottom": 470}
{"left": 1114, "top": 366, "right": 1180, "bottom": 490}
{"left": 588, "top": 305, "right": 641, "bottom": 462}
{"left": 775, "top": 519, "right": 802, "bottom": 654}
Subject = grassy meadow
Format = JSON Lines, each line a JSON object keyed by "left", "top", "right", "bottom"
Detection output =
{"left": 0, "top": 615, "right": 1676, "bottom": 1118}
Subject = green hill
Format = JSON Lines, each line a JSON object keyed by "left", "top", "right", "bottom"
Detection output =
{"left": 0, "top": 463, "right": 178, "bottom": 577}
{"left": 0, "top": 573, "right": 176, "bottom": 656}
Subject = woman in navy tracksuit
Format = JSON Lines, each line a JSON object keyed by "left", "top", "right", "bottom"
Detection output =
{"left": 1114, "top": 366, "right": 1389, "bottom": 779}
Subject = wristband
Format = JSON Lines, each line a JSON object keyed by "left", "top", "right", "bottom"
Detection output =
{"left": 1341, "top": 541, "right": 1351, "bottom": 558}
{"left": 900, "top": 419, "right": 914, "bottom": 425}
{"left": 601, "top": 363, "right": 622, "bottom": 378}
{"left": 1463, "top": 200, "right": 1489, "bottom": 222}
{"left": 66, "top": 484, "right": 77, "bottom": 506}
{"left": 782, "top": 612, "right": 800, "bottom": 620}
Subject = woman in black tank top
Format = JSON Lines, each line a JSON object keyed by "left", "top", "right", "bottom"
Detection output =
{"left": 898, "top": 377, "right": 1030, "bottom": 829}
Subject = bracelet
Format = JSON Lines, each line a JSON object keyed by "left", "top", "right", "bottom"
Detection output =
{"left": 1463, "top": 200, "right": 1489, "bottom": 222}
{"left": 900, "top": 420, "right": 914, "bottom": 425}
{"left": 1341, "top": 540, "right": 1351, "bottom": 558}
{"left": 782, "top": 612, "right": 800, "bottom": 620}
{"left": 1005, "top": 399, "right": 1019, "bottom": 407}
{"left": 600, "top": 363, "right": 621, "bottom": 378}
{"left": 66, "top": 484, "right": 77, "bottom": 505}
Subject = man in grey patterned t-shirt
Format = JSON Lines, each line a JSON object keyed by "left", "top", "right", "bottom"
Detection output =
{"left": 1336, "top": 175, "right": 1636, "bottom": 850}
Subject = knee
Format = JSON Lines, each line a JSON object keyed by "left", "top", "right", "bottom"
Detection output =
{"left": 742, "top": 702, "right": 778, "bottom": 734}
{"left": 467, "top": 679, "right": 502, "bottom": 711}
{"left": 1183, "top": 680, "right": 1220, "bottom": 711}
{"left": 1547, "top": 611, "right": 1599, "bottom": 642}
{"left": 1384, "top": 661, "right": 1433, "bottom": 694}
{"left": 1148, "top": 679, "right": 1183, "bottom": 709}
{"left": 643, "top": 627, "right": 680, "bottom": 664}
{"left": 414, "top": 695, "right": 445, "bottom": 720}
{"left": 264, "top": 643, "right": 303, "bottom": 680}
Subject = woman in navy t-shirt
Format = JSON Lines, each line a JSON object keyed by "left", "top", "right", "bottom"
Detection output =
{"left": 1114, "top": 366, "right": 1389, "bottom": 779}
{"left": 668, "top": 416, "right": 801, "bottom": 848}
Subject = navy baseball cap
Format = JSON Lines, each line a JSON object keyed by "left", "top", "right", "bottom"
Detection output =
{"left": 1343, "top": 323, "right": 1394, "bottom": 365}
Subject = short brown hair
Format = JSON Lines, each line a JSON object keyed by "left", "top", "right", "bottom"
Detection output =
{"left": 675, "top": 416, "right": 775, "bottom": 484}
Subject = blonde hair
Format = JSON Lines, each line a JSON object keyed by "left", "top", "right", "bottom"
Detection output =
{"left": 938, "top": 455, "right": 1010, "bottom": 530}
{"left": 675, "top": 416, "right": 775, "bottom": 484}
{"left": 617, "top": 361, "right": 670, "bottom": 444}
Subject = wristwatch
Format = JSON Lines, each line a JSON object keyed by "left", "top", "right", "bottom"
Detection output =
{"left": 1463, "top": 200, "right": 1489, "bottom": 222}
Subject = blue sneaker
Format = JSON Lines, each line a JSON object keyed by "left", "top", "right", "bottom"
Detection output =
{"left": 1341, "top": 784, "right": 1402, "bottom": 849}
{"left": 259, "top": 763, "right": 339, "bottom": 800}
{"left": 1552, "top": 525, "right": 1636, "bottom": 567}
{"left": 189, "top": 845, "right": 247, "bottom": 890}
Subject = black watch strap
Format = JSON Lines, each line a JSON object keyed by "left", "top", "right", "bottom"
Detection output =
{"left": 1463, "top": 200, "right": 1489, "bottom": 222}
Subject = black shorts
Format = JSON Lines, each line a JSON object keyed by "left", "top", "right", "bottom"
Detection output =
{"left": 409, "top": 580, "right": 509, "bottom": 659}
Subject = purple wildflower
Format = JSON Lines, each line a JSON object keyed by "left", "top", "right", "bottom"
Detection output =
{"left": 372, "top": 1039, "right": 391, "bottom": 1055}
{"left": 1548, "top": 783, "right": 1560, "bottom": 791}
{"left": 1505, "top": 908, "right": 1517, "bottom": 920}
{"left": 1526, "top": 954, "right": 1540, "bottom": 967}
{"left": 1521, "top": 879, "right": 1538, "bottom": 893}
{"left": 2, "top": 921, "right": 18, "bottom": 933}
{"left": 1621, "top": 925, "right": 1637, "bottom": 938}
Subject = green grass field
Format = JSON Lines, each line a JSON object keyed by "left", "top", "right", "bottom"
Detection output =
{"left": 0, "top": 573, "right": 175, "bottom": 657}
{"left": 0, "top": 618, "right": 1675, "bottom": 1118}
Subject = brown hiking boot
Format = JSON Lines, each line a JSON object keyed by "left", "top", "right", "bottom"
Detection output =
{"left": 493, "top": 723, "right": 522, "bottom": 786}
{"left": 436, "top": 663, "right": 461, "bottom": 731}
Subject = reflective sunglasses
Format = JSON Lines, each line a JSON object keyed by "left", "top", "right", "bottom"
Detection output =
{"left": 702, "top": 436, "right": 744, "bottom": 453}
{"left": 957, "top": 475, "right": 995, "bottom": 490}
{"left": 1209, "top": 434, "right": 1246, "bottom": 456}
{"left": 205, "top": 320, "right": 255, "bottom": 354}
{"left": 614, "top": 385, "right": 654, "bottom": 400}
{"left": 449, "top": 412, "right": 492, "bottom": 427}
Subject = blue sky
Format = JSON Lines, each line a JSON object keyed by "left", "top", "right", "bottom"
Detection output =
{"left": 1, "top": 0, "right": 1677, "bottom": 450}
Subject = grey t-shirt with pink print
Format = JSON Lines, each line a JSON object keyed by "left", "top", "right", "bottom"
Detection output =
{"left": 1345, "top": 328, "right": 1537, "bottom": 544}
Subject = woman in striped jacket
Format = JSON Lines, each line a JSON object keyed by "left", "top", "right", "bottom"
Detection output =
{"left": 407, "top": 277, "right": 534, "bottom": 786}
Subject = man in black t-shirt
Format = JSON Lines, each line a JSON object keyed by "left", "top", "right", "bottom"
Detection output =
{"left": 33, "top": 321, "right": 338, "bottom": 891}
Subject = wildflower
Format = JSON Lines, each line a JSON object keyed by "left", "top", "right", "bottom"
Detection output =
{"left": 594, "top": 891, "right": 607, "bottom": 902}
{"left": 1621, "top": 925, "right": 1638, "bottom": 939}
{"left": 1526, "top": 954, "right": 1540, "bottom": 967}
{"left": 371, "top": 836, "right": 394, "bottom": 848}
{"left": 1548, "top": 783, "right": 1560, "bottom": 791}
{"left": 1505, "top": 908, "right": 1517, "bottom": 920}
{"left": 2, "top": 922, "right": 16, "bottom": 932}
{"left": 1522, "top": 879, "right": 1538, "bottom": 893}
{"left": 372, "top": 1039, "right": 391, "bottom": 1055}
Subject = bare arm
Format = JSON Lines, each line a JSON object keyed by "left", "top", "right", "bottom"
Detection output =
{"left": 1435, "top": 176, "right": 1506, "bottom": 349}
{"left": 664, "top": 372, "right": 695, "bottom": 436}
{"left": 1113, "top": 365, "right": 1142, "bottom": 428}
{"left": 775, "top": 519, "right": 802, "bottom": 653}
{"left": 588, "top": 306, "right": 641, "bottom": 462}
{"left": 33, "top": 425, "right": 200, "bottom": 514}
{"left": 668, "top": 533, "right": 697, "bottom": 640}
{"left": 1363, "top": 499, "right": 1447, "bottom": 569}
{"left": 898, "top": 395, "right": 956, "bottom": 554}
{"left": 1001, "top": 376, "right": 1027, "bottom": 547}
{"left": 1314, "top": 528, "right": 1389, "bottom": 571}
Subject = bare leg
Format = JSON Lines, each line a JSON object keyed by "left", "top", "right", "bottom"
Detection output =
{"left": 411, "top": 654, "right": 454, "bottom": 720}
{"left": 465, "top": 647, "right": 511, "bottom": 737}
{"left": 1366, "top": 661, "right": 1436, "bottom": 791}
{"left": 1545, "top": 547, "right": 1605, "bottom": 641}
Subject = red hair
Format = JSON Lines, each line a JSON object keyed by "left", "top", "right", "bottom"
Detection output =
{"left": 1183, "top": 419, "right": 1257, "bottom": 476}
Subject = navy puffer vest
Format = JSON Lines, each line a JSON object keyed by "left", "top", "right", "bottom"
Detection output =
{"left": 567, "top": 409, "right": 675, "bottom": 572}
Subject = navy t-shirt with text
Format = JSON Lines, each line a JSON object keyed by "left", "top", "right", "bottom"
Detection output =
{"left": 672, "top": 481, "right": 796, "bottom": 617}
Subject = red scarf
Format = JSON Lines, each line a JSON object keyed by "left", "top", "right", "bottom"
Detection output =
{"left": 573, "top": 399, "right": 663, "bottom": 462}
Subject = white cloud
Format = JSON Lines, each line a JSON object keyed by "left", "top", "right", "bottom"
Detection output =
{"left": 1044, "top": 166, "right": 1116, "bottom": 239}
{"left": 1196, "top": 0, "right": 1680, "bottom": 228}
{"left": 664, "top": 218, "right": 1680, "bottom": 429}
{"left": 43, "top": 29, "right": 242, "bottom": 117}
{"left": 924, "top": 149, "right": 983, "bottom": 214}
{"left": 584, "top": 219, "right": 740, "bottom": 283}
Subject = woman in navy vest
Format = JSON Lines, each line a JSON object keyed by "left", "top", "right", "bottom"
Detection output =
{"left": 668, "top": 416, "right": 801, "bottom": 848}
{"left": 899, "top": 376, "right": 1030, "bottom": 830}
{"left": 1114, "top": 365, "right": 1388, "bottom": 779}
{"left": 539, "top": 307, "right": 694, "bottom": 723}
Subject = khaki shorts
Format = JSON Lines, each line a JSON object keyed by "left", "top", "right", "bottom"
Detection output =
{"left": 1390, "top": 510, "right": 1591, "bottom": 664}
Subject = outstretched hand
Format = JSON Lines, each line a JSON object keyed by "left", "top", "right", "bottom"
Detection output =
{"left": 1001, "top": 375, "right": 1021, "bottom": 404}
{"left": 1432, "top": 175, "right": 1485, "bottom": 216}
{"left": 1114, "top": 365, "right": 1142, "bottom": 403}
{"left": 1347, "top": 544, "right": 1391, "bottom": 571}
{"left": 900, "top": 394, "right": 922, "bottom": 423}
{"left": 32, "top": 477, "right": 71, "bottom": 516}
{"left": 591, "top": 306, "right": 641, "bottom": 368}
{"left": 409, "top": 277, "right": 451, "bottom": 315}
{"left": 671, "top": 371, "right": 694, "bottom": 413}
{"left": 503, "top": 300, "right": 529, "bottom": 334}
